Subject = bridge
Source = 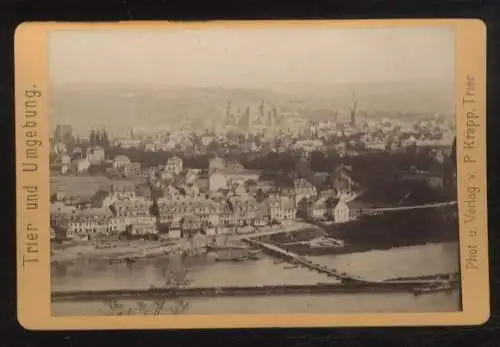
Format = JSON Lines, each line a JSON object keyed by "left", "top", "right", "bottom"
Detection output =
{"left": 383, "top": 272, "right": 460, "bottom": 285}
{"left": 242, "top": 238, "right": 369, "bottom": 283}
{"left": 358, "top": 201, "right": 457, "bottom": 215}
{"left": 51, "top": 280, "right": 460, "bottom": 302}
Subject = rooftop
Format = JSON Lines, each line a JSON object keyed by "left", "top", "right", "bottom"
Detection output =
{"left": 215, "top": 168, "right": 261, "bottom": 176}
{"left": 114, "top": 155, "right": 131, "bottom": 162}
{"left": 50, "top": 175, "right": 113, "bottom": 200}
{"left": 71, "top": 207, "right": 113, "bottom": 217}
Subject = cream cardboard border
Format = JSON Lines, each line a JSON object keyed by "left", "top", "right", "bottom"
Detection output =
{"left": 15, "top": 19, "right": 489, "bottom": 330}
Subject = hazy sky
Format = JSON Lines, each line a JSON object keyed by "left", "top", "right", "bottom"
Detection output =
{"left": 49, "top": 26, "right": 454, "bottom": 87}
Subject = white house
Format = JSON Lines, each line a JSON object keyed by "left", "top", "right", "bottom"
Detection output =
{"left": 144, "top": 143, "right": 157, "bottom": 152}
{"left": 113, "top": 155, "right": 131, "bottom": 169}
{"left": 208, "top": 156, "right": 226, "bottom": 175}
{"left": 74, "top": 158, "right": 90, "bottom": 173}
{"left": 308, "top": 197, "right": 327, "bottom": 220}
{"left": 86, "top": 146, "right": 105, "bottom": 164}
{"left": 185, "top": 169, "right": 200, "bottom": 184}
{"left": 209, "top": 171, "right": 228, "bottom": 192}
{"left": 165, "top": 156, "right": 183, "bottom": 175}
{"left": 52, "top": 142, "right": 67, "bottom": 155}
{"left": 61, "top": 154, "right": 71, "bottom": 165}
{"left": 325, "top": 193, "right": 353, "bottom": 223}
{"left": 61, "top": 154, "right": 71, "bottom": 175}
{"left": 332, "top": 199, "right": 350, "bottom": 223}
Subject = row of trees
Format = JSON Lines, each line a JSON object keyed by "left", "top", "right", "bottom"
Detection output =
{"left": 89, "top": 128, "right": 110, "bottom": 148}
{"left": 99, "top": 143, "right": 455, "bottom": 201}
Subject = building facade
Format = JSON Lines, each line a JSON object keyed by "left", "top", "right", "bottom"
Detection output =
{"left": 113, "top": 155, "right": 132, "bottom": 169}
{"left": 165, "top": 156, "right": 183, "bottom": 175}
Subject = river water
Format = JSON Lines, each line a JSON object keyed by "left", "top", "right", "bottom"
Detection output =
{"left": 51, "top": 242, "right": 461, "bottom": 315}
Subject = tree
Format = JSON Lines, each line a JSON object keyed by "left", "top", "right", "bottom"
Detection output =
{"left": 89, "top": 129, "right": 96, "bottom": 146}
{"left": 309, "top": 150, "right": 324, "bottom": 169}
{"left": 101, "top": 266, "right": 192, "bottom": 316}
{"left": 89, "top": 128, "right": 103, "bottom": 147}
{"left": 255, "top": 188, "right": 266, "bottom": 203}
{"left": 100, "top": 128, "right": 110, "bottom": 148}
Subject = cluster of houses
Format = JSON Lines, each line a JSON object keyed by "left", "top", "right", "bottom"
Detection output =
{"left": 50, "top": 155, "right": 358, "bottom": 242}
{"left": 51, "top": 181, "right": 156, "bottom": 241}
{"left": 51, "top": 105, "right": 454, "bottom": 168}
{"left": 51, "top": 144, "right": 145, "bottom": 179}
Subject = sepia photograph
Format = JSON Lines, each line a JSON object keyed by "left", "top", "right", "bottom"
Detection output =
{"left": 47, "top": 25, "right": 461, "bottom": 317}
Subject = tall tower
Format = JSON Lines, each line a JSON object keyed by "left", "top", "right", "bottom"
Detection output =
{"left": 267, "top": 109, "right": 274, "bottom": 127}
{"left": 237, "top": 106, "right": 251, "bottom": 133}
{"left": 54, "top": 124, "right": 73, "bottom": 143}
{"left": 223, "top": 102, "right": 238, "bottom": 128}
{"left": 307, "top": 120, "right": 319, "bottom": 139}
{"left": 272, "top": 107, "right": 283, "bottom": 128}
{"left": 259, "top": 100, "right": 265, "bottom": 117}
{"left": 254, "top": 100, "right": 265, "bottom": 125}
{"left": 333, "top": 111, "right": 339, "bottom": 123}
{"left": 350, "top": 93, "right": 357, "bottom": 127}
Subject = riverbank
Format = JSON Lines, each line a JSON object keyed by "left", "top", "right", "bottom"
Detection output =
{"left": 52, "top": 280, "right": 460, "bottom": 302}
{"left": 50, "top": 214, "right": 459, "bottom": 265}
{"left": 51, "top": 239, "right": 195, "bottom": 264}
{"left": 50, "top": 221, "right": 319, "bottom": 264}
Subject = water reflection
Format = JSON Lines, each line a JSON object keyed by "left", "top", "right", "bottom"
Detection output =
{"left": 52, "top": 252, "right": 341, "bottom": 291}
{"left": 310, "top": 242, "right": 460, "bottom": 281}
{"left": 51, "top": 242, "right": 461, "bottom": 314}
{"left": 52, "top": 242, "right": 459, "bottom": 291}
{"left": 53, "top": 291, "right": 461, "bottom": 316}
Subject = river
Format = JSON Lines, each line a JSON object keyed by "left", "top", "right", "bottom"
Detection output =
{"left": 51, "top": 242, "right": 461, "bottom": 315}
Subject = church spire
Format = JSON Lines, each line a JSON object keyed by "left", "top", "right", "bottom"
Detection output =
{"left": 350, "top": 92, "right": 357, "bottom": 127}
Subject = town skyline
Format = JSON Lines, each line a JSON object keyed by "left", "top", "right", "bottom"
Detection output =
{"left": 50, "top": 81, "right": 455, "bottom": 137}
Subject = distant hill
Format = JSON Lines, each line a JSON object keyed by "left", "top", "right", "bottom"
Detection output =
{"left": 50, "top": 80, "right": 454, "bottom": 136}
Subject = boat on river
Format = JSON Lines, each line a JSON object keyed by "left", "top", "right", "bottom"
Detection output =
{"left": 107, "top": 258, "right": 124, "bottom": 265}
{"left": 279, "top": 236, "right": 346, "bottom": 255}
{"left": 413, "top": 282, "right": 454, "bottom": 296}
{"left": 247, "top": 249, "right": 263, "bottom": 260}
{"left": 124, "top": 257, "right": 138, "bottom": 264}
{"left": 213, "top": 248, "right": 261, "bottom": 262}
{"left": 206, "top": 243, "right": 248, "bottom": 251}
